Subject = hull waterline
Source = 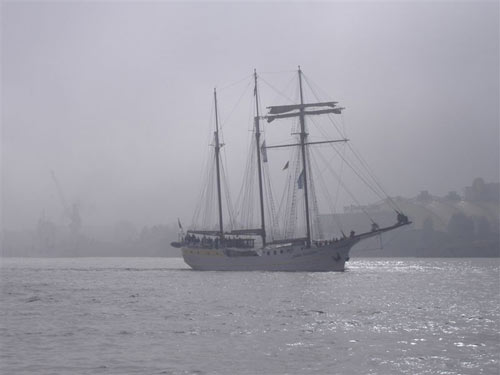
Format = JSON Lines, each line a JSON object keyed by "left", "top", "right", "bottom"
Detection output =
{"left": 180, "top": 222, "right": 410, "bottom": 272}
{"left": 182, "top": 240, "right": 356, "bottom": 272}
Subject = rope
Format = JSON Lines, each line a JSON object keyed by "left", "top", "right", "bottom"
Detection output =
{"left": 259, "top": 75, "right": 296, "bottom": 105}
{"left": 219, "top": 79, "right": 253, "bottom": 130}
{"left": 303, "top": 72, "right": 403, "bottom": 213}
{"left": 217, "top": 73, "right": 253, "bottom": 91}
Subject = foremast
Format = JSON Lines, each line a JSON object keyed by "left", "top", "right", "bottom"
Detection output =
{"left": 190, "top": 81, "right": 267, "bottom": 243}
{"left": 253, "top": 70, "right": 266, "bottom": 246}
{"left": 213, "top": 89, "right": 224, "bottom": 240}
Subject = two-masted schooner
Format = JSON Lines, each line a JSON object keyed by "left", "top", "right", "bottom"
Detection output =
{"left": 171, "top": 67, "right": 410, "bottom": 271}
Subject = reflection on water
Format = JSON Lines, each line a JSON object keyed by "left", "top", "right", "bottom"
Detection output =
{"left": 1, "top": 257, "right": 499, "bottom": 374}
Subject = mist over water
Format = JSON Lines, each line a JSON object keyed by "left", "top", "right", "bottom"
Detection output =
{"left": 2, "top": 2, "right": 499, "bottom": 374}
{"left": 2, "top": 1, "right": 499, "bottom": 238}
{"left": 1, "top": 258, "right": 499, "bottom": 374}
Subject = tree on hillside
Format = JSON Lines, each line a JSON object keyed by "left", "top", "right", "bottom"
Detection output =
{"left": 447, "top": 213, "right": 474, "bottom": 239}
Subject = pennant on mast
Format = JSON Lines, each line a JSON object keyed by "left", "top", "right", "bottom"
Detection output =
{"left": 261, "top": 141, "right": 268, "bottom": 163}
{"left": 297, "top": 169, "right": 305, "bottom": 189}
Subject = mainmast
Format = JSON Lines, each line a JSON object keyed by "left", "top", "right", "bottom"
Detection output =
{"left": 213, "top": 89, "right": 224, "bottom": 239}
{"left": 264, "top": 66, "right": 347, "bottom": 247}
{"left": 297, "top": 66, "right": 312, "bottom": 247}
{"left": 253, "top": 69, "right": 266, "bottom": 246}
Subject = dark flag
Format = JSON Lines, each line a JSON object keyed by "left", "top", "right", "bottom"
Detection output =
{"left": 297, "top": 169, "right": 305, "bottom": 189}
{"left": 282, "top": 161, "right": 289, "bottom": 170}
{"left": 261, "top": 141, "right": 268, "bottom": 163}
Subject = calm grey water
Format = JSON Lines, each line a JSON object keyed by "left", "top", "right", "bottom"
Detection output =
{"left": 1, "top": 257, "right": 499, "bottom": 375}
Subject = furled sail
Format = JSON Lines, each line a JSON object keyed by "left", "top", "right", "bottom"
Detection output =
{"left": 266, "top": 107, "right": 344, "bottom": 123}
{"left": 267, "top": 101, "right": 338, "bottom": 115}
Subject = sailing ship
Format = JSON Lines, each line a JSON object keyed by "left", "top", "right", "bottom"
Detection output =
{"left": 172, "top": 67, "right": 410, "bottom": 271}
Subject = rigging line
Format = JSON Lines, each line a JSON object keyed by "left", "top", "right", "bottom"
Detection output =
{"left": 310, "top": 125, "right": 385, "bottom": 203}
{"left": 263, "top": 162, "right": 279, "bottom": 240}
{"left": 275, "top": 158, "right": 290, "bottom": 215}
{"left": 312, "top": 142, "right": 347, "bottom": 235}
{"left": 306, "top": 114, "right": 387, "bottom": 202}
{"left": 327, "top": 138, "right": 388, "bottom": 203}
{"left": 304, "top": 116, "right": 348, "bottom": 233}
{"left": 192, "top": 137, "right": 216, "bottom": 227}
{"left": 220, "top": 159, "right": 236, "bottom": 231}
{"left": 232, "top": 93, "right": 256, "bottom": 218}
{"left": 303, "top": 73, "right": 399, "bottom": 208}
{"left": 340, "top": 111, "right": 347, "bottom": 137}
{"left": 300, "top": 73, "right": 347, "bottom": 141}
{"left": 309, "top": 147, "right": 345, "bottom": 235}
{"left": 302, "top": 72, "right": 342, "bottom": 111}
{"left": 194, "top": 170, "right": 209, "bottom": 223}
{"left": 197, "top": 156, "right": 216, "bottom": 229}
{"left": 259, "top": 69, "right": 296, "bottom": 75}
{"left": 276, "top": 182, "right": 287, "bottom": 238}
{"left": 247, "top": 159, "right": 257, "bottom": 227}
{"left": 335, "top": 129, "right": 389, "bottom": 199}
{"left": 304, "top": 106, "right": 346, "bottom": 152}
{"left": 278, "top": 147, "right": 297, "bottom": 239}
{"left": 217, "top": 73, "right": 253, "bottom": 91}
{"left": 276, "top": 154, "right": 291, "bottom": 227}
{"left": 287, "top": 147, "right": 302, "bottom": 239}
{"left": 333, "top": 144, "right": 346, "bottom": 226}
{"left": 303, "top": 74, "right": 348, "bottom": 141}
{"left": 309, "top": 148, "right": 337, "bottom": 214}
{"left": 282, "top": 169, "right": 293, "bottom": 239}
{"left": 233, "top": 135, "right": 255, "bottom": 224}
{"left": 351, "top": 145, "right": 397, "bottom": 210}
{"left": 240, "top": 136, "right": 256, "bottom": 198}
{"left": 315, "top": 146, "right": 375, "bottom": 223}
{"left": 350, "top": 145, "right": 398, "bottom": 209}
{"left": 221, "top": 168, "right": 232, "bottom": 230}
{"left": 276, "top": 174, "right": 288, "bottom": 238}
{"left": 205, "top": 158, "right": 217, "bottom": 229}
{"left": 247, "top": 92, "right": 256, "bottom": 133}
{"left": 203, "top": 166, "right": 218, "bottom": 228}
{"left": 220, "top": 79, "right": 253, "bottom": 128}
{"left": 302, "top": 74, "right": 352, "bottom": 158}
{"left": 306, "top": 147, "right": 323, "bottom": 239}
{"left": 239, "top": 137, "right": 257, "bottom": 228}
{"left": 259, "top": 74, "right": 296, "bottom": 104}
{"left": 346, "top": 142, "right": 401, "bottom": 211}
{"left": 199, "top": 164, "right": 211, "bottom": 227}
{"left": 219, "top": 130, "right": 234, "bottom": 215}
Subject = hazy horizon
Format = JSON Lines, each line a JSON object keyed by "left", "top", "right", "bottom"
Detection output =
{"left": 2, "top": 1, "right": 499, "bottom": 232}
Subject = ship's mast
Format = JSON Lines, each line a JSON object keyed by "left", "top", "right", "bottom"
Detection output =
{"left": 213, "top": 89, "right": 224, "bottom": 239}
{"left": 253, "top": 70, "right": 266, "bottom": 246}
{"left": 298, "top": 66, "right": 312, "bottom": 247}
{"left": 264, "top": 67, "right": 348, "bottom": 246}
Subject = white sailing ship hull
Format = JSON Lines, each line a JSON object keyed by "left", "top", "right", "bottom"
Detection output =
{"left": 179, "top": 223, "right": 409, "bottom": 272}
{"left": 174, "top": 69, "right": 412, "bottom": 272}
{"left": 182, "top": 239, "right": 358, "bottom": 272}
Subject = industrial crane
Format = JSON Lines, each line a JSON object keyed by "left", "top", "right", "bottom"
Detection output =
{"left": 50, "top": 170, "right": 81, "bottom": 236}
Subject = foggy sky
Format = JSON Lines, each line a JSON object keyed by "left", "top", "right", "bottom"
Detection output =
{"left": 2, "top": 1, "right": 499, "bottom": 231}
